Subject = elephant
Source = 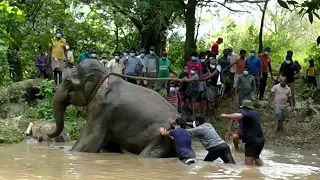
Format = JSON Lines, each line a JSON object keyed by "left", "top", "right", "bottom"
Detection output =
{"left": 47, "top": 59, "right": 186, "bottom": 158}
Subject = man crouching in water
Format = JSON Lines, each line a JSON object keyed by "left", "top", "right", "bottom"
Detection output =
{"left": 187, "top": 114, "right": 235, "bottom": 164}
{"left": 159, "top": 118, "right": 196, "bottom": 165}
{"left": 220, "top": 100, "right": 264, "bottom": 166}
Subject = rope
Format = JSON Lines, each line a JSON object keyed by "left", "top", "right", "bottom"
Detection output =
{"left": 86, "top": 72, "right": 198, "bottom": 105}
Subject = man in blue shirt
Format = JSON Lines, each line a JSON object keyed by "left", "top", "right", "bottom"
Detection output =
{"left": 246, "top": 50, "right": 262, "bottom": 98}
{"left": 159, "top": 117, "right": 196, "bottom": 165}
{"left": 122, "top": 48, "right": 143, "bottom": 84}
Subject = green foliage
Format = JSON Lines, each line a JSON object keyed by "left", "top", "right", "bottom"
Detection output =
{"left": 25, "top": 79, "right": 85, "bottom": 140}
{"left": 0, "top": 119, "right": 24, "bottom": 143}
{"left": 167, "top": 32, "right": 185, "bottom": 74}
{"left": 278, "top": 0, "right": 320, "bottom": 25}
{"left": 0, "top": 48, "right": 11, "bottom": 86}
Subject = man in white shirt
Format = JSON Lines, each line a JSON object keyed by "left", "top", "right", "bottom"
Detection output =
{"left": 63, "top": 42, "right": 74, "bottom": 79}
{"left": 227, "top": 47, "right": 240, "bottom": 90}
{"left": 107, "top": 50, "right": 125, "bottom": 74}
{"left": 100, "top": 53, "right": 109, "bottom": 68}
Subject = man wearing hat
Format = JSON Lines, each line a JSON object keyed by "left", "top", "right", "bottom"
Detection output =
{"left": 145, "top": 46, "right": 159, "bottom": 89}
{"left": 211, "top": 37, "right": 223, "bottom": 56}
{"left": 220, "top": 100, "right": 265, "bottom": 166}
{"left": 100, "top": 53, "right": 109, "bottom": 68}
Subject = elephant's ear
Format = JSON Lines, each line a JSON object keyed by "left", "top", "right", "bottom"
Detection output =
{"left": 84, "top": 73, "right": 101, "bottom": 102}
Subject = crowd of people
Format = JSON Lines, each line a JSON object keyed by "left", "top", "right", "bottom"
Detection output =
{"left": 36, "top": 30, "right": 318, "bottom": 166}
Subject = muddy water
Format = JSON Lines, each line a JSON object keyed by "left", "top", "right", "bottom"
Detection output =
{"left": 0, "top": 142, "right": 319, "bottom": 180}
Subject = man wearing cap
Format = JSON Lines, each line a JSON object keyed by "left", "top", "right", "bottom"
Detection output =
{"left": 187, "top": 113, "right": 235, "bottom": 164}
{"left": 145, "top": 46, "right": 159, "bottom": 89}
{"left": 220, "top": 100, "right": 265, "bottom": 166}
{"left": 211, "top": 37, "right": 223, "bottom": 56}
{"left": 100, "top": 53, "right": 109, "bottom": 68}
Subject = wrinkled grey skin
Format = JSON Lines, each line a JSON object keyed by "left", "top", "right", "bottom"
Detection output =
{"left": 48, "top": 60, "right": 177, "bottom": 158}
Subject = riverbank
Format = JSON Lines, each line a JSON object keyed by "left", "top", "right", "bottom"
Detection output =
{"left": 0, "top": 79, "right": 319, "bottom": 150}
{"left": 213, "top": 78, "right": 320, "bottom": 150}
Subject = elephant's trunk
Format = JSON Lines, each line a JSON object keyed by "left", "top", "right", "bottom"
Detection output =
{"left": 47, "top": 96, "right": 68, "bottom": 138}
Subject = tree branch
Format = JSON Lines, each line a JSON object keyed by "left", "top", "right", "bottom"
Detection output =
{"left": 202, "top": 1, "right": 249, "bottom": 13}
{"left": 229, "top": 0, "right": 268, "bottom": 3}
{"left": 107, "top": 0, "right": 143, "bottom": 31}
{"left": 20, "top": 0, "right": 45, "bottom": 39}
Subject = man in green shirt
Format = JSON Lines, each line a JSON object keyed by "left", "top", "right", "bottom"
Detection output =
{"left": 156, "top": 51, "right": 175, "bottom": 93}
{"left": 77, "top": 48, "right": 92, "bottom": 63}
{"left": 158, "top": 51, "right": 174, "bottom": 78}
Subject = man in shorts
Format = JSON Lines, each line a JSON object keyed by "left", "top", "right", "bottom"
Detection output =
{"left": 159, "top": 118, "right": 196, "bottom": 165}
{"left": 269, "top": 77, "right": 294, "bottom": 133}
{"left": 220, "top": 100, "right": 265, "bottom": 166}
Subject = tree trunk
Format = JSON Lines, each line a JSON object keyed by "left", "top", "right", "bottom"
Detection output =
{"left": 7, "top": 47, "right": 23, "bottom": 82}
{"left": 258, "top": 1, "right": 269, "bottom": 54}
{"left": 184, "top": 0, "right": 197, "bottom": 63}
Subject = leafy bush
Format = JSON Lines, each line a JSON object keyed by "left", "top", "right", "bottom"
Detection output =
{"left": 0, "top": 49, "right": 11, "bottom": 87}
{"left": 0, "top": 119, "right": 24, "bottom": 143}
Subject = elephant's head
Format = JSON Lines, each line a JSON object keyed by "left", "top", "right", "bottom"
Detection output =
{"left": 48, "top": 60, "right": 106, "bottom": 138}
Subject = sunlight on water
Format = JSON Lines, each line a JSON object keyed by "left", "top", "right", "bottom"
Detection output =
{"left": 0, "top": 143, "right": 318, "bottom": 179}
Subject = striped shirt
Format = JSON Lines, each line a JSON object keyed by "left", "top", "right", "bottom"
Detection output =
{"left": 167, "top": 92, "right": 178, "bottom": 109}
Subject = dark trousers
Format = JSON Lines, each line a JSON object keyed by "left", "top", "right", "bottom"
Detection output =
{"left": 53, "top": 69, "right": 63, "bottom": 85}
{"left": 259, "top": 72, "right": 268, "bottom": 98}
{"left": 37, "top": 68, "right": 51, "bottom": 79}
{"left": 204, "top": 143, "right": 235, "bottom": 164}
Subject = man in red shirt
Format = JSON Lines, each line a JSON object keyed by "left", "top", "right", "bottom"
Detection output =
{"left": 211, "top": 37, "right": 223, "bottom": 56}
{"left": 258, "top": 47, "right": 273, "bottom": 100}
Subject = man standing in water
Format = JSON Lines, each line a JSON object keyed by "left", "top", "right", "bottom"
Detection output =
{"left": 187, "top": 114, "right": 235, "bottom": 164}
{"left": 220, "top": 100, "right": 265, "bottom": 166}
{"left": 269, "top": 77, "right": 294, "bottom": 133}
{"left": 159, "top": 118, "right": 196, "bottom": 165}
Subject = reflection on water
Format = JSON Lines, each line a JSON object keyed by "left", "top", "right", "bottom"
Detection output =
{"left": 0, "top": 142, "right": 318, "bottom": 180}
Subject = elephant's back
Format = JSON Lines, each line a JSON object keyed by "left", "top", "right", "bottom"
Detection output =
{"left": 104, "top": 78, "right": 177, "bottom": 154}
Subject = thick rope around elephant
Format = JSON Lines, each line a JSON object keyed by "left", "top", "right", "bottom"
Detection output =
{"left": 87, "top": 72, "right": 197, "bottom": 105}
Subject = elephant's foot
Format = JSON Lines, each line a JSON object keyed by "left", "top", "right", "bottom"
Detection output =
{"left": 70, "top": 132, "right": 107, "bottom": 153}
{"left": 101, "top": 141, "right": 124, "bottom": 153}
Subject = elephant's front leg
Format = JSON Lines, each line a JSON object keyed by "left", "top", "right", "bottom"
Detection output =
{"left": 71, "top": 104, "right": 111, "bottom": 152}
